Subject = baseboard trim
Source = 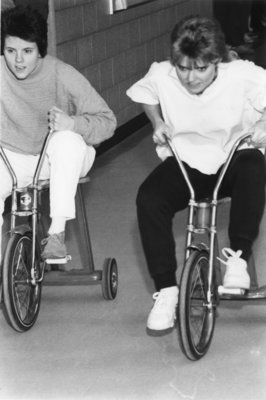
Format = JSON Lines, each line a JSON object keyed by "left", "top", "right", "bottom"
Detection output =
{"left": 96, "top": 113, "right": 149, "bottom": 156}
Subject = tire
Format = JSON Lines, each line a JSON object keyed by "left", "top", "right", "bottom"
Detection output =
{"left": 178, "top": 249, "right": 216, "bottom": 360}
{"left": 2, "top": 232, "right": 42, "bottom": 332}
{"left": 102, "top": 258, "right": 118, "bottom": 300}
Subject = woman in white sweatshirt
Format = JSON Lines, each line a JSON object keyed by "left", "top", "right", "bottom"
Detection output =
{"left": 127, "top": 16, "right": 266, "bottom": 335}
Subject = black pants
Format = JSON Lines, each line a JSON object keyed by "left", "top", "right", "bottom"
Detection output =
{"left": 136, "top": 150, "right": 266, "bottom": 291}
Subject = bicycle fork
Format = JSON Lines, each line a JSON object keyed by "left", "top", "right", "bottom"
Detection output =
{"left": 0, "top": 147, "right": 45, "bottom": 286}
{"left": 185, "top": 199, "right": 218, "bottom": 310}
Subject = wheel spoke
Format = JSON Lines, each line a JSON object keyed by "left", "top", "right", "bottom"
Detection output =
{"left": 178, "top": 250, "right": 216, "bottom": 360}
{"left": 2, "top": 233, "right": 42, "bottom": 331}
{"left": 14, "top": 283, "right": 31, "bottom": 320}
{"left": 189, "top": 265, "right": 207, "bottom": 346}
{"left": 16, "top": 242, "right": 29, "bottom": 275}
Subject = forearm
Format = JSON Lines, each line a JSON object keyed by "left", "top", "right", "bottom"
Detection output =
{"left": 73, "top": 110, "right": 117, "bottom": 145}
{"left": 59, "top": 67, "right": 117, "bottom": 145}
{"left": 142, "top": 103, "right": 164, "bottom": 129}
{"left": 142, "top": 103, "right": 173, "bottom": 144}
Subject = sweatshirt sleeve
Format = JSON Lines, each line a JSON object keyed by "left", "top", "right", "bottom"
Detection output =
{"left": 58, "top": 62, "right": 117, "bottom": 145}
{"left": 234, "top": 60, "right": 266, "bottom": 111}
{"left": 126, "top": 62, "right": 160, "bottom": 105}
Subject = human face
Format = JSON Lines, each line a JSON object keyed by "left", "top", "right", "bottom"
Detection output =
{"left": 175, "top": 57, "right": 218, "bottom": 95}
{"left": 3, "top": 36, "right": 41, "bottom": 80}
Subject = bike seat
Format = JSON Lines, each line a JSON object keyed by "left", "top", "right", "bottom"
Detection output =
{"left": 196, "top": 196, "right": 231, "bottom": 205}
{"left": 32, "top": 176, "right": 91, "bottom": 191}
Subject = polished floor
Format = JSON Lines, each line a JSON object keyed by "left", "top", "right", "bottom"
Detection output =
{"left": 1, "top": 123, "right": 266, "bottom": 400}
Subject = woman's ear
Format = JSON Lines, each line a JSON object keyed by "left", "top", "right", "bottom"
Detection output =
{"left": 227, "top": 51, "right": 240, "bottom": 61}
{"left": 213, "top": 57, "right": 222, "bottom": 64}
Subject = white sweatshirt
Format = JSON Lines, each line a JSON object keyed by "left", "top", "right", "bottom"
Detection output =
{"left": 127, "top": 59, "right": 266, "bottom": 174}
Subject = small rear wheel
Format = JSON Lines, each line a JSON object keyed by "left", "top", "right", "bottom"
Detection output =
{"left": 178, "top": 249, "right": 217, "bottom": 360}
{"left": 102, "top": 258, "right": 118, "bottom": 300}
{"left": 2, "top": 232, "right": 42, "bottom": 332}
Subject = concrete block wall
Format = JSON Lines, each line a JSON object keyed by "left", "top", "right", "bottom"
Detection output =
{"left": 53, "top": 0, "right": 212, "bottom": 128}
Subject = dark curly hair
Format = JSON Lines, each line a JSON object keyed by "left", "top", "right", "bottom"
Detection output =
{"left": 1, "top": 5, "right": 48, "bottom": 57}
{"left": 170, "top": 16, "right": 229, "bottom": 65}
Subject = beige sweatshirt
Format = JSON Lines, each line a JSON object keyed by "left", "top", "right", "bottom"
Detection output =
{"left": 0, "top": 55, "right": 116, "bottom": 155}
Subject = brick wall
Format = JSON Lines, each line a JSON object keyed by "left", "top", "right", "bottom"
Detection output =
{"left": 53, "top": 0, "right": 212, "bottom": 128}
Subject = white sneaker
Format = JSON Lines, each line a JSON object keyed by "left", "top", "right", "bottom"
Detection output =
{"left": 147, "top": 286, "right": 178, "bottom": 334}
{"left": 218, "top": 248, "right": 250, "bottom": 290}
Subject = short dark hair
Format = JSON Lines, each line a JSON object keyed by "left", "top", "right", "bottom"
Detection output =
{"left": 1, "top": 5, "right": 48, "bottom": 57}
{"left": 170, "top": 16, "right": 228, "bottom": 65}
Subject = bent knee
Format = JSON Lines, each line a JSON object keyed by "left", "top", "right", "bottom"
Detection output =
{"left": 136, "top": 182, "right": 163, "bottom": 215}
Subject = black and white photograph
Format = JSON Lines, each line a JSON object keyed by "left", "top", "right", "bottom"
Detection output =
{"left": 1, "top": 0, "right": 266, "bottom": 399}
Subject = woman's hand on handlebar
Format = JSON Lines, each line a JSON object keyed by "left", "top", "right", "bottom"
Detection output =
{"left": 250, "top": 123, "right": 266, "bottom": 148}
{"left": 48, "top": 106, "right": 75, "bottom": 132}
{"left": 249, "top": 116, "right": 266, "bottom": 148}
{"left": 152, "top": 122, "right": 172, "bottom": 145}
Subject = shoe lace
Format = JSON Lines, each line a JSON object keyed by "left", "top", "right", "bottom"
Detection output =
{"left": 152, "top": 292, "right": 160, "bottom": 301}
{"left": 152, "top": 291, "right": 172, "bottom": 310}
{"left": 41, "top": 237, "right": 49, "bottom": 246}
{"left": 217, "top": 248, "right": 243, "bottom": 266}
{"left": 41, "top": 232, "right": 64, "bottom": 247}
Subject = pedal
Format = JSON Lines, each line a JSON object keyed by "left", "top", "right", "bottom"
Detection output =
{"left": 218, "top": 285, "right": 245, "bottom": 296}
{"left": 45, "top": 254, "right": 72, "bottom": 265}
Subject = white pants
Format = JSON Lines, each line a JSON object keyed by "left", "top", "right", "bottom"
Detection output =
{"left": 0, "top": 130, "right": 95, "bottom": 261}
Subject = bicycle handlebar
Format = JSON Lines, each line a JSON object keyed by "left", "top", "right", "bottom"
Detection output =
{"left": 164, "top": 133, "right": 252, "bottom": 202}
{"left": 0, "top": 146, "right": 18, "bottom": 188}
{"left": 163, "top": 134, "right": 196, "bottom": 200}
{"left": 33, "top": 128, "right": 54, "bottom": 186}
{"left": 212, "top": 133, "right": 251, "bottom": 201}
{"left": 0, "top": 129, "right": 55, "bottom": 189}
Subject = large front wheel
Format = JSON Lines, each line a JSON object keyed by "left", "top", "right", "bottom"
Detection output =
{"left": 2, "top": 232, "right": 42, "bottom": 332}
{"left": 178, "top": 249, "right": 217, "bottom": 360}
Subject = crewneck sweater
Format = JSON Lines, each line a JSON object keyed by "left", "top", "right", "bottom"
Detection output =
{"left": 0, "top": 55, "right": 116, "bottom": 155}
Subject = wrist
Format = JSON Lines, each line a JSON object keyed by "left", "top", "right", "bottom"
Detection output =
{"left": 153, "top": 119, "right": 164, "bottom": 130}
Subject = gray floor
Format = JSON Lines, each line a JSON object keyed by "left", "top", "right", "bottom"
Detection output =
{"left": 1, "top": 125, "right": 266, "bottom": 400}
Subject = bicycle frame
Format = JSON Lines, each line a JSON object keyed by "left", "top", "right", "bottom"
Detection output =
{"left": 0, "top": 129, "right": 54, "bottom": 283}
{"left": 165, "top": 133, "right": 251, "bottom": 306}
